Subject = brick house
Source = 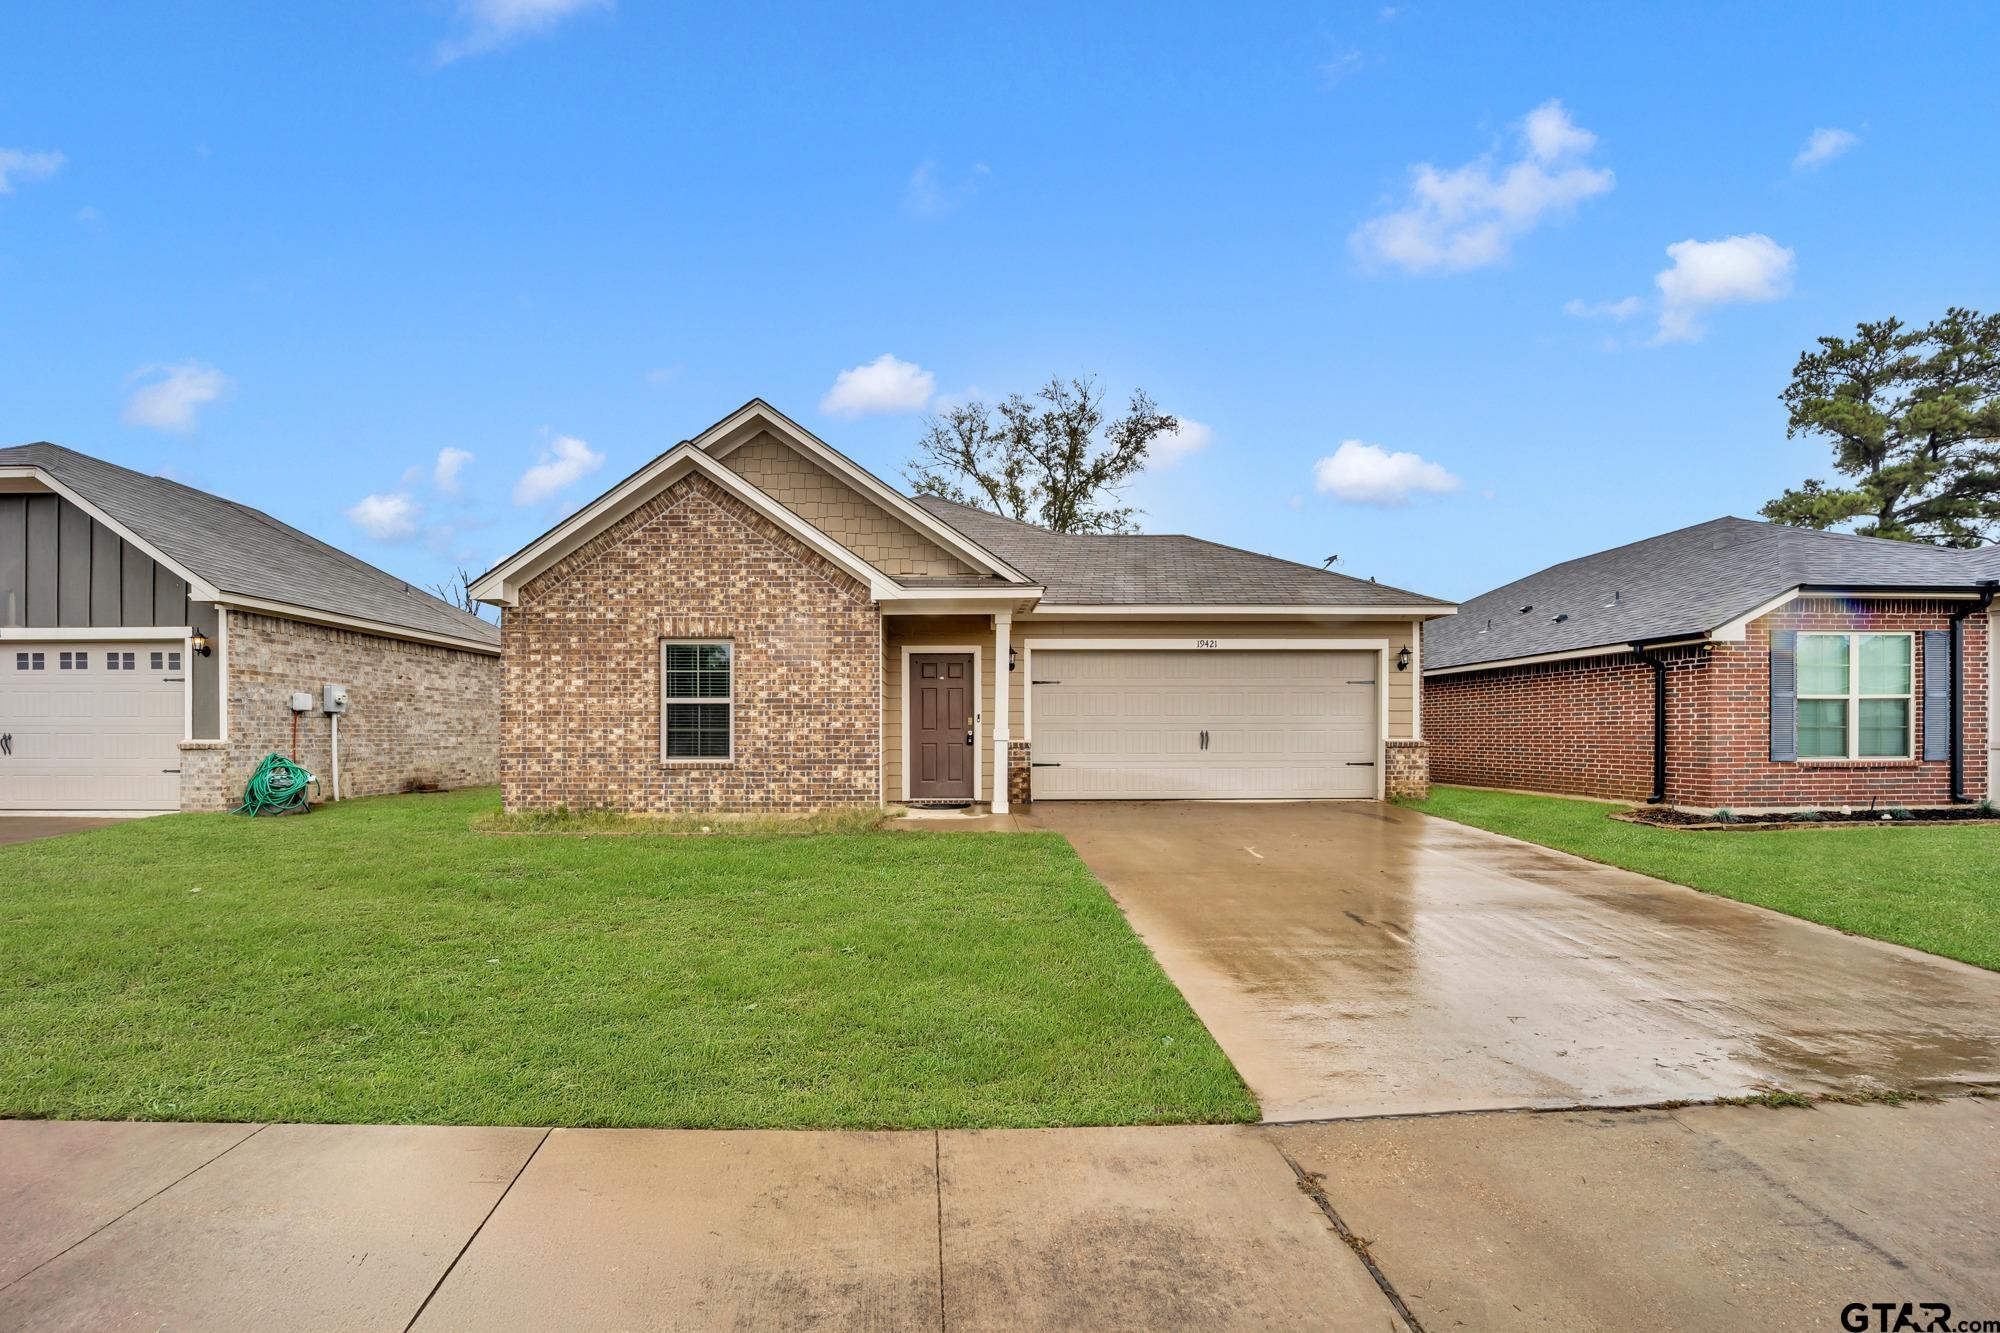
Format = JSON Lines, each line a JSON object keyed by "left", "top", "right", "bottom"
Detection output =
{"left": 1424, "top": 518, "right": 2000, "bottom": 810}
{"left": 0, "top": 443, "right": 500, "bottom": 813}
{"left": 471, "top": 400, "right": 1456, "bottom": 814}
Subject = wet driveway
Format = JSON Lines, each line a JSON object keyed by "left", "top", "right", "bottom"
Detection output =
{"left": 1027, "top": 801, "right": 2000, "bottom": 1121}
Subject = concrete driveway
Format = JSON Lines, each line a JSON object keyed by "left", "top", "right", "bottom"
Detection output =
{"left": 1029, "top": 801, "right": 2000, "bottom": 1121}
{"left": 0, "top": 817, "right": 129, "bottom": 847}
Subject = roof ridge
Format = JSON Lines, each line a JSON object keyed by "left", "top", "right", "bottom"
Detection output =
{"left": 1171, "top": 533, "right": 1448, "bottom": 604}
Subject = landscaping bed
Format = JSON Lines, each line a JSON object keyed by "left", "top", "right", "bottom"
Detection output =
{"left": 0, "top": 788, "right": 1253, "bottom": 1129}
{"left": 1616, "top": 804, "right": 2000, "bottom": 831}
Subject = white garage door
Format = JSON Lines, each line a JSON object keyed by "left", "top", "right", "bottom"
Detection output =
{"left": 1030, "top": 649, "right": 1379, "bottom": 800}
{"left": 0, "top": 642, "right": 185, "bottom": 812}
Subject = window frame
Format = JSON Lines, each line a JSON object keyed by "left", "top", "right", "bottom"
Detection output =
{"left": 1794, "top": 631, "right": 1915, "bottom": 761}
{"left": 660, "top": 639, "right": 735, "bottom": 763}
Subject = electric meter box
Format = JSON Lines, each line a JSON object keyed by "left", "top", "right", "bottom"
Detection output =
{"left": 322, "top": 683, "right": 351, "bottom": 715}
{"left": 289, "top": 692, "right": 314, "bottom": 714}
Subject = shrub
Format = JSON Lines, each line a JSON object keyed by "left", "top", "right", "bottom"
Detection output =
{"left": 1712, "top": 808, "right": 1739, "bottom": 824}
{"left": 1887, "top": 805, "right": 1916, "bottom": 822}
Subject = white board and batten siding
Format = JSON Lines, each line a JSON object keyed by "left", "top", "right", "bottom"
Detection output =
{"left": 1029, "top": 647, "right": 1382, "bottom": 800}
{"left": 0, "top": 642, "right": 185, "bottom": 811}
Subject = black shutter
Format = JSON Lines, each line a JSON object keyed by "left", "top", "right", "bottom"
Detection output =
{"left": 1769, "top": 630, "right": 1798, "bottom": 763}
{"left": 1921, "top": 628, "right": 1951, "bottom": 762}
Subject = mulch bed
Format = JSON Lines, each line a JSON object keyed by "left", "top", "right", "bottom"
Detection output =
{"left": 1615, "top": 805, "right": 2000, "bottom": 832}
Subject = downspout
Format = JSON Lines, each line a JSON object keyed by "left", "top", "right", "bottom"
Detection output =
{"left": 1630, "top": 642, "right": 1669, "bottom": 804}
{"left": 1949, "top": 581, "right": 1998, "bottom": 803}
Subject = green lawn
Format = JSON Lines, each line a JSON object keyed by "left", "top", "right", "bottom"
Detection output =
{"left": 0, "top": 789, "right": 1253, "bottom": 1129}
{"left": 1407, "top": 786, "right": 2000, "bottom": 970}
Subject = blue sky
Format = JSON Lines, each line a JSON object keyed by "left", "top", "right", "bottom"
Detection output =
{"left": 3, "top": 2, "right": 1995, "bottom": 604}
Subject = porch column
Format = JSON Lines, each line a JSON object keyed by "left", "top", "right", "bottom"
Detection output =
{"left": 992, "top": 611, "right": 1012, "bottom": 814}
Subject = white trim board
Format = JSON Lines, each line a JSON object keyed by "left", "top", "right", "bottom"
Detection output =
{"left": 1026, "top": 603, "right": 1453, "bottom": 620}
{"left": 0, "top": 466, "right": 222, "bottom": 602}
{"left": 696, "top": 401, "right": 1033, "bottom": 584}
{"left": 1020, "top": 637, "right": 1391, "bottom": 800}
{"left": 898, "top": 644, "right": 983, "bottom": 804}
{"left": 470, "top": 444, "right": 901, "bottom": 607}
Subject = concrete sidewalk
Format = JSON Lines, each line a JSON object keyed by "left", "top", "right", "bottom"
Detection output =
{"left": 3, "top": 1100, "right": 1996, "bottom": 1331}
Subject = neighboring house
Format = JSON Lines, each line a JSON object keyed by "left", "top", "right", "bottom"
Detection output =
{"left": 472, "top": 400, "right": 1454, "bottom": 814}
{"left": 0, "top": 444, "right": 501, "bottom": 814}
{"left": 1424, "top": 517, "right": 1999, "bottom": 810}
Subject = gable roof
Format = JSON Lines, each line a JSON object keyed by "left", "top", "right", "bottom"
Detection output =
{"left": 0, "top": 443, "right": 500, "bottom": 652}
{"left": 910, "top": 495, "right": 1453, "bottom": 609}
{"left": 1426, "top": 516, "right": 2000, "bottom": 673}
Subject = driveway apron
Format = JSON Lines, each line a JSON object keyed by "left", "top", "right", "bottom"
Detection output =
{"left": 1027, "top": 800, "right": 2000, "bottom": 1121}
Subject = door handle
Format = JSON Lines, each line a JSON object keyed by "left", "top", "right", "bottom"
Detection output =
{"left": 965, "top": 731, "right": 974, "bottom": 746}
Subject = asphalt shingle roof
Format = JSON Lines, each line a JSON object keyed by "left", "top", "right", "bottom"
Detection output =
{"left": 1, "top": 443, "right": 500, "bottom": 648}
{"left": 1425, "top": 516, "right": 1999, "bottom": 672}
{"left": 909, "top": 495, "right": 1452, "bottom": 608}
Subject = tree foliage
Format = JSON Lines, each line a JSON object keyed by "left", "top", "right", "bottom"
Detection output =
{"left": 904, "top": 376, "right": 1177, "bottom": 534}
{"left": 1762, "top": 307, "right": 2000, "bottom": 546}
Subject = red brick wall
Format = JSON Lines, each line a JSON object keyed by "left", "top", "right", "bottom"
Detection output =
{"left": 1692, "top": 598, "right": 1986, "bottom": 809}
{"left": 501, "top": 473, "right": 881, "bottom": 813}
{"left": 1426, "top": 650, "right": 1661, "bottom": 800}
{"left": 1426, "top": 597, "right": 1990, "bottom": 809}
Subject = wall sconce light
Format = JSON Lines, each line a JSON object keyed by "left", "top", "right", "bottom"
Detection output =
{"left": 1008, "top": 647, "right": 1018, "bottom": 672}
{"left": 190, "top": 629, "right": 214, "bottom": 658}
{"left": 1395, "top": 645, "right": 1411, "bottom": 672}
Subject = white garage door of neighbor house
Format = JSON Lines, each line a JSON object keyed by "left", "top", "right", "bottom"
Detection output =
{"left": 0, "top": 643, "right": 184, "bottom": 812}
{"left": 1030, "top": 649, "right": 1380, "bottom": 800}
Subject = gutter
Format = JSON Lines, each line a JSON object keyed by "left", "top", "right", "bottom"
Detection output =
{"left": 1949, "top": 581, "right": 1999, "bottom": 803}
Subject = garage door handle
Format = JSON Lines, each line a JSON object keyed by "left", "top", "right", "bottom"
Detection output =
{"left": 1031, "top": 679, "right": 1061, "bottom": 685}
{"left": 1346, "top": 761, "right": 1376, "bottom": 767}
{"left": 0, "top": 733, "right": 10, "bottom": 756}
{"left": 1031, "top": 762, "right": 1062, "bottom": 768}
{"left": 1347, "top": 679, "right": 1376, "bottom": 685}
{"left": 1199, "top": 729, "right": 1208, "bottom": 751}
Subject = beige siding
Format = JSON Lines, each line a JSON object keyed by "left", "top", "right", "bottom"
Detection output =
{"left": 879, "top": 613, "right": 1424, "bottom": 804}
{"left": 883, "top": 615, "right": 995, "bottom": 802}
{"left": 720, "top": 432, "right": 977, "bottom": 577}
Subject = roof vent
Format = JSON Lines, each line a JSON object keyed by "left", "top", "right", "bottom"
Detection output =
{"left": 1605, "top": 589, "right": 1622, "bottom": 607}
{"left": 1479, "top": 618, "right": 1493, "bottom": 633}
{"left": 1551, "top": 612, "right": 1569, "bottom": 623}
{"left": 1518, "top": 604, "right": 1533, "bottom": 614}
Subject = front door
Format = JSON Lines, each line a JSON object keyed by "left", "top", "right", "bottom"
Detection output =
{"left": 908, "top": 652, "right": 975, "bottom": 800}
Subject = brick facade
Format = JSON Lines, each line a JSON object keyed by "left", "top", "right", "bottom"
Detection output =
{"left": 1427, "top": 597, "right": 1990, "bottom": 810}
{"left": 501, "top": 472, "right": 880, "bottom": 814}
{"left": 184, "top": 610, "right": 500, "bottom": 810}
{"left": 1384, "top": 739, "right": 1430, "bottom": 800}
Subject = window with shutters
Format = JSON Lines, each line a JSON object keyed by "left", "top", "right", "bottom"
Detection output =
{"left": 1795, "top": 632, "right": 1912, "bottom": 759}
{"left": 662, "top": 641, "right": 733, "bottom": 761}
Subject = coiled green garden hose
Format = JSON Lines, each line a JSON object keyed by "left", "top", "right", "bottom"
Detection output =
{"left": 235, "top": 753, "right": 320, "bottom": 817}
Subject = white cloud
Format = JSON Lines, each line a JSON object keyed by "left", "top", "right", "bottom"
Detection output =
{"left": 1563, "top": 295, "right": 1643, "bottom": 321}
{"left": 820, "top": 354, "right": 936, "bottom": 418}
{"left": 512, "top": 434, "right": 605, "bottom": 506}
{"left": 1318, "top": 48, "right": 1365, "bottom": 86}
{"left": 121, "top": 362, "right": 231, "bottom": 434}
{"left": 346, "top": 492, "right": 422, "bottom": 542}
{"left": 433, "top": 447, "right": 474, "bottom": 495}
{"left": 1148, "top": 419, "right": 1213, "bottom": 469}
{"left": 0, "top": 148, "right": 65, "bottom": 194}
{"left": 1793, "top": 127, "right": 1858, "bottom": 171}
{"left": 1312, "top": 440, "right": 1461, "bottom": 505}
{"left": 437, "top": 0, "right": 608, "bottom": 62}
{"left": 903, "top": 161, "right": 989, "bottom": 219}
{"left": 1351, "top": 99, "right": 1614, "bottom": 273}
{"left": 1653, "top": 233, "right": 1795, "bottom": 343}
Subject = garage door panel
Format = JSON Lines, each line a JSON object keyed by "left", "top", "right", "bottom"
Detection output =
{"left": 0, "top": 641, "right": 183, "bottom": 810}
{"left": 1031, "top": 650, "right": 1379, "bottom": 801}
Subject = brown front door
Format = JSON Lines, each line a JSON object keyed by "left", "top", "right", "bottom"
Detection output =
{"left": 908, "top": 652, "right": 975, "bottom": 800}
